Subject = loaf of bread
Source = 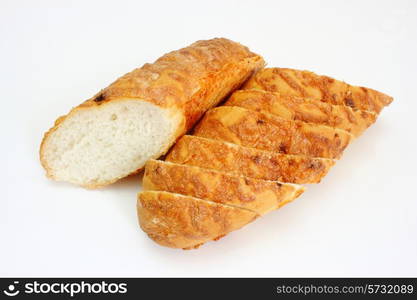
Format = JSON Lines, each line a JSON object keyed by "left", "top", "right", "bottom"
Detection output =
{"left": 225, "top": 90, "right": 377, "bottom": 137}
{"left": 243, "top": 68, "right": 393, "bottom": 114}
{"left": 138, "top": 67, "right": 393, "bottom": 249}
{"left": 40, "top": 38, "right": 264, "bottom": 188}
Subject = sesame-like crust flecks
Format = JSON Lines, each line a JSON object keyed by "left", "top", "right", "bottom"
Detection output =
{"left": 194, "top": 106, "right": 352, "bottom": 159}
{"left": 226, "top": 90, "right": 377, "bottom": 137}
{"left": 243, "top": 68, "right": 393, "bottom": 113}
{"left": 166, "top": 136, "right": 335, "bottom": 184}
{"left": 137, "top": 191, "right": 258, "bottom": 249}
{"left": 143, "top": 160, "right": 305, "bottom": 215}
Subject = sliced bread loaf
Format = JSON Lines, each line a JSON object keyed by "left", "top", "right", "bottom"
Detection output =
{"left": 138, "top": 68, "right": 393, "bottom": 250}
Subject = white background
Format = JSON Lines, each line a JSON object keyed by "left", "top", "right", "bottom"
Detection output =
{"left": 1, "top": 0, "right": 416, "bottom": 277}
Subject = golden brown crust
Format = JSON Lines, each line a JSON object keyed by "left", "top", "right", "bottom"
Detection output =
{"left": 193, "top": 106, "right": 352, "bottom": 159}
{"left": 143, "top": 160, "right": 305, "bottom": 215}
{"left": 137, "top": 191, "right": 258, "bottom": 249}
{"left": 226, "top": 90, "right": 377, "bottom": 137}
{"left": 243, "top": 68, "right": 393, "bottom": 113}
{"left": 40, "top": 38, "right": 264, "bottom": 187}
{"left": 166, "top": 135, "right": 335, "bottom": 184}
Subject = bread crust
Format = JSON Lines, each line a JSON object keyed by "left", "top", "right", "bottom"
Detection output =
{"left": 194, "top": 106, "right": 352, "bottom": 159}
{"left": 226, "top": 90, "right": 377, "bottom": 137}
{"left": 243, "top": 68, "right": 393, "bottom": 113}
{"left": 40, "top": 38, "right": 264, "bottom": 188}
{"left": 137, "top": 191, "right": 258, "bottom": 249}
{"left": 166, "top": 135, "right": 335, "bottom": 184}
{"left": 143, "top": 159, "right": 305, "bottom": 215}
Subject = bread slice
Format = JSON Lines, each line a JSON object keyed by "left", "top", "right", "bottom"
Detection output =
{"left": 193, "top": 106, "right": 352, "bottom": 159}
{"left": 143, "top": 159, "right": 305, "bottom": 215}
{"left": 137, "top": 191, "right": 258, "bottom": 249}
{"left": 166, "top": 135, "right": 335, "bottom": 184}
{"left": 226, "top": 90, "right": 377, "bottom": 137}
{"left": 40, "top": 38, "right": 264, "bottom": 188}
{"left": 243, "top": 68, "right": 393, "bottom": 113}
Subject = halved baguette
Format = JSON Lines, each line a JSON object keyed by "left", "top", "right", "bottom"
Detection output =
{"left": 40, "top": 38, "right": 264, "bottom": 188}
{"left": 137, "top": 191, "right": 258, "bottom": 249}
{"left": 143, "top": 159, "right": 305, "bottom": 215}
{"left": 225, "top": 90, "right": 377, "bottom": 137}
{"left": 166, "top": 135, "right": 335, "bottom": 184}
{"left": 243, "top": 68, "right": 393, "bottom": 113}
{"left": 194, "top": 106, "right": 352, "bottom": 159}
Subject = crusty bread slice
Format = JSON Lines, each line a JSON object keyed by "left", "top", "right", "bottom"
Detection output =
{"left": 166, "top": 135, "right": 335, "bottom": 184}
{"left": 243, "top": 68, "right": 393, "bottom": 113}
{"left": 40, "top": 38, "right": 264, "bottom": 188}
{"left": 143, "top": 159, "right": 305, "bottom": 215}
{"left": 193, "top": 106, "right": 352, "bottom": 159}
{"left": 137, "top": 191, "right": 258, "bottom": 249}
{"left": 226, "top": 90, "right": 377, "bottom": 137}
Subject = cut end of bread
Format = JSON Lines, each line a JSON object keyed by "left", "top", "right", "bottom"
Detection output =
{"left": 40, "top": 99, "right": 183, "bottom": 188}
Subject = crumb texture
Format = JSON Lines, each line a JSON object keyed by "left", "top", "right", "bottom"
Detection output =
{"left": 42, "top": 100, "right": 177, "bottom": 187}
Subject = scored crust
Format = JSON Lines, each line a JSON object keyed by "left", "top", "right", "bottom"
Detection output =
{"left": 243, "top": 68, "right": 393, "bottom": 114}
{"left": 137, "top": 191, "right": 258, "bottom": 249}
{"left": 193, "top": 106, "right": 352, "bottom": 159}
{"left": 225, "top": 89, "right": 377, "bottom": 137}
{"left": 143, "top": 159, "right": 305, "bottom": 215}
{"left": 166, "top": 135, "right": 335, "bottom": 184}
